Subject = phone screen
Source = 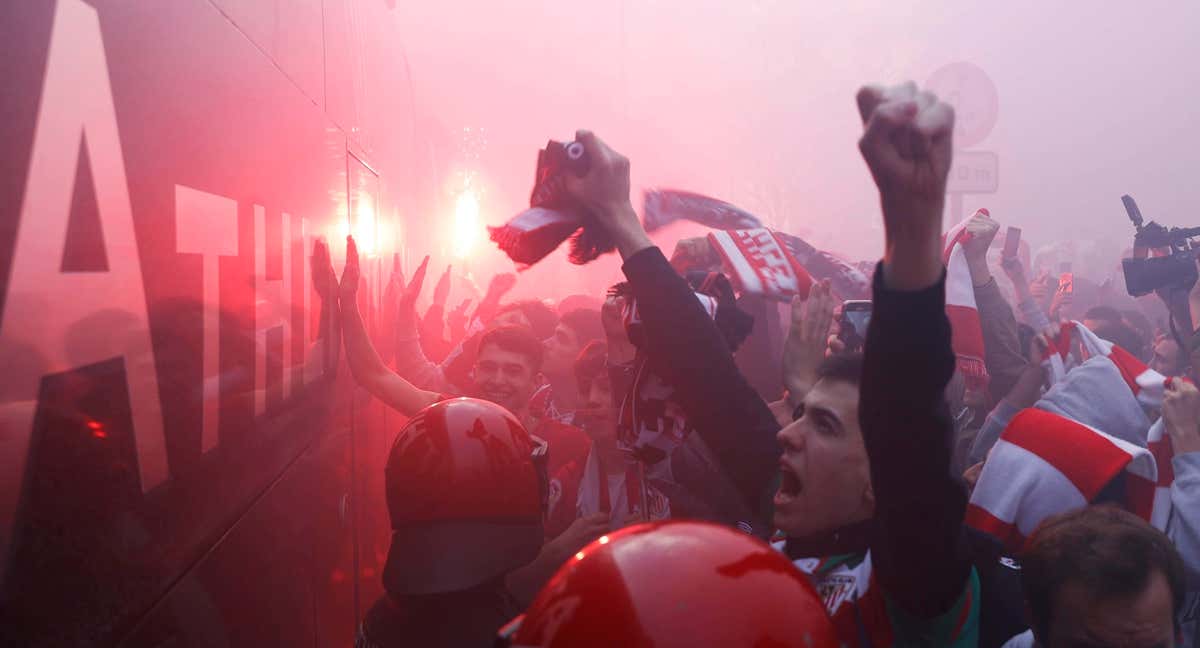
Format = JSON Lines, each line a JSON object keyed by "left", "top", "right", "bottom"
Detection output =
{"left": 843, "top": 303, "right": 872, "bottom": 337}
{"left": 1058, "top": 272, "right": 1074, "bottom": 294}
{"left": 1003, "top": 227, "right": 1022, "bottom": 258}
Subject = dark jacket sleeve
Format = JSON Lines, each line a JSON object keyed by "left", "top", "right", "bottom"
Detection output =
{"left": 974, "top": 277, "right": 1027, "bottom": 404}
{"left": 622, "top": 247, "right": 781, "bottom": 517}
{"left": 861, "top": 264, "right": 972, "bottom": 619}
{"left": 733, "top": 292, "right": 785, "bottom": 400}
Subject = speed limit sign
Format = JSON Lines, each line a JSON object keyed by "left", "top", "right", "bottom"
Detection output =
{"left": 925, "top": 62, "right": 999, "bottom": 149}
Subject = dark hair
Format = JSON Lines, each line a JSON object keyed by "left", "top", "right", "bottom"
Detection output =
{"left": 573, "top": 340, "right": 608, "bottom": 396}
{"left": 1021, "top": 505, "right": 1186, "bottom": 642}
{"left": 816, "top": 352, "right": 864, "bottom": 387}
{"left": 1121, "top": 309, "right": 1152, "bottom": 341}
{"left": 495, "top": 300, "right": 558, "bottom": 341}
{"left": 559, "top": 308, "right": 605, "bottom": 347}
{"left": 1092, "top": 322, "right": 1147, "bottom": 360}
{"left": 558, "top": 294, "right": 602, "bottom": 316}
{"left": 1083, "top": 305, "right": 1123, "bottom": 325}
{"left": 687, "top": 271, "right": 755, "bottom": 352}
{"left": 1121, "top": 309, "right": 1154, "bottom": 360}
{"left": 478, "top": 325, "right": 545, "bottom": 373}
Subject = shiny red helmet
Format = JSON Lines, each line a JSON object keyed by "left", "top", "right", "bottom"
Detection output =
{"left": 382, "top": 397, "right": 548, "bottom": 595}
{"left": 498, "top": 520, "right": 838, "bottom": 647}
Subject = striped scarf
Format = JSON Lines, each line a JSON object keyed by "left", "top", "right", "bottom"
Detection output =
{"left": 642, "top": 189, "right": 763, "bottom": 233}
{"left": 488, "top": 141, "right": 612, "bottom": 268}
{"left": 1042, "top": 319, "right": 1176, "bottom": 529}
{"left": 942, "top": 212, "right": 990, "bottom": 392}
{"left": 617, "top": 293, "right": 718, "bottom": 458}
{"left": 707, "top": 227, "right": 814, "bottom": 301}
{"left": 967, "top": 321, "right": 1177, "bottom": 551}
{"left": 966, "top": 408, "right": 1163, "bottom": 552}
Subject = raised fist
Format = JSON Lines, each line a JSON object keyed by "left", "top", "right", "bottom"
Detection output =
{"left": 856, "top": 82, "right": 955, "bottom": 231}
{"left": 962, "top": 209, "right": 1000, "bottom": 262}
{"left": 856, "top": 82, "right": 955, "bottom": 290}
{"left": 562, "top": 130, "right": 651, "bottom": 259}
{"left": 562, "top": 130, "right": 633, "bottom": 217}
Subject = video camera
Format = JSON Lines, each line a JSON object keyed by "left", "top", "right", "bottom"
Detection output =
{"left": 1120, "top": 194, "right": 1200, "bottom": 296}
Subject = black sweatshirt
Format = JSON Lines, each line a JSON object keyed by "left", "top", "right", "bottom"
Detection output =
{"left": 620, "top": 248, "right": 981, "bottom": 625}
{"left": 859, "top": 262, "right": 972, "bottom": 619}
{"left": 621, "top": 247, "right": 782, "bottom": 521}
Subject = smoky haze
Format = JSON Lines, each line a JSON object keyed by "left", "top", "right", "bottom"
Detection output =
{"left": 389, "top": 0, "right": 1200, "bottom": 301}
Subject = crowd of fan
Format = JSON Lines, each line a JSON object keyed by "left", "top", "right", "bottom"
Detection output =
{"left": 317, "top": 81, "right": 1200, "bottom": 647}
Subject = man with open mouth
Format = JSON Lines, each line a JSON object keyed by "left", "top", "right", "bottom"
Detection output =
{"left": 526, "top": 81, "right": 1029, "bottom": 646}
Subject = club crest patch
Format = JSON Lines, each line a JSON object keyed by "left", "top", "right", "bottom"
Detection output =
{"left": 816, "top": 572, "right": 858, "bottom": 613}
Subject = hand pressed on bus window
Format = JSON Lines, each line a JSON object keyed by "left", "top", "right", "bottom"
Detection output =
{"left": 311, "top": 239, "right": 338, "bottom": 302}
{"left": 337, "top": 236, "right": 360, "bottom": 303}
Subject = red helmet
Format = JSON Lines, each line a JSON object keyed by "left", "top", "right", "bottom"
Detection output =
{"left": 499, "top": 520, "right": 838, "bottom": 647}
{"left": 382, "top": 397, "right": 548, "bottom": 595}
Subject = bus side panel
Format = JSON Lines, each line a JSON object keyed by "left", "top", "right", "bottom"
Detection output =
{"left": 208, "top": 0, "right": 326, "bottom": 108}
{"left": 0, "top": 0, "right": 394, "bottom": 643}
{"left": 119, "top": 441, "right": 326, "bottom": 647}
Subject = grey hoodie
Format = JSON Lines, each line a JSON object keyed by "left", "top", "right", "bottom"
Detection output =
{"left": 971, "top": 355, "right": 1200, "bottom": 646}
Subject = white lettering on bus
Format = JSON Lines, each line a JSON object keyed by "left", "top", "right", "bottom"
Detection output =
{"left": 0, "top": 0, "right": 167, "bottom": 582}
{"left": 174, "top": 185, "right": 238, "bottom": 453}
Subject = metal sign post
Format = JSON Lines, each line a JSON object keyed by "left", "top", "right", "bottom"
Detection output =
{"left": 926, "top": 62, "right": 1000, "bottom": 222}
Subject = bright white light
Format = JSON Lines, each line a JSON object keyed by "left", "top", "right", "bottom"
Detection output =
{"left": 598, "top": 535, "right": 609, "bottom": 545}
{"left": 452, "top": 189, "right": 481, "bottom": 259}
{"left": 337, "top": 198, "right": 377, "bottom": 257}
{"left": 355, "top": 198, "right": 377, "bottom": 256}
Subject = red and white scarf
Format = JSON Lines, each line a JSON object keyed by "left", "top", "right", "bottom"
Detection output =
{"left": 489, "top": 141, "right": 613, "bottom": 268}
{"left": 966, "top": 408, "right": 1162, "bottom": 553}
{"left": 773, "top": 231, "right": 872, "bottom": 300}
{"left": 618, "top": 293, "right": 718, "bottom": 457}
{"left": 576, "top": 447, "right": 671, "bottom": 527}
{"left": 487, "top": 206, "right": 583, "bottom": 268}
{"left": 1040, "top": 319, "right": 1177, "bottom": 528}
{"left": 942, "top": 212, "right": 990, "bottom": 391}
{"left": 707, "top": 228, "right": 814, "bottom": 301}
{"left": 642, "top": 189, "right": 764, "bottom": 233}
{"left": 1042, "top": 320, "right": 1169, "bottom": 409}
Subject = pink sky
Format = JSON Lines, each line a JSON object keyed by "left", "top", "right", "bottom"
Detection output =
{"left": 385, "top": 0, "right": 1200, "bottom": 298}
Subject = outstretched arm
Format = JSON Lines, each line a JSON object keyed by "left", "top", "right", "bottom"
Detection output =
{"left": 469, "top": 272, "right": 517, "bottom": 329}
{"left": 1162, "top": 380, "right": 1200, "bottom": 589}
{"left": 1000, "top": 254, "right": 1053, "bottom": 330}
{"left": 418, "top": 265, "right": 454, "bottom": 362}
{"left": 339, "top": 237, "right": 440, "bottom": 416}
{"left": 563, "top": 130, "right": 781, "bottom": 520}
{"left": 390, "top": 257, "right": 456, "bottom": 392}
{"left": 962, "top": 212, "right": 1027, "bottom": 403}
{"left": 855, "top": 82, "right": 972, "bottom": 623}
